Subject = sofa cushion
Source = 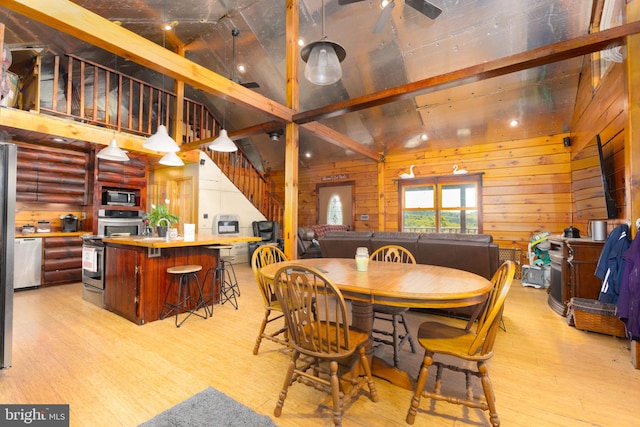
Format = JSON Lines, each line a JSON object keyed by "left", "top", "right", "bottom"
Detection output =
{"left": 370, "top": 231, "right": 420, "bottom": 256}
{"left": 311, "top": 224, "right": 349, "bottom": 239}
{"left": 419, "top": 232, "right": 493, "bottom": 243}
{"left": 319, "top": 231, "right": 373, "bottom": 258}
{"left": 416, "top": 233, "right": 497, "bottom": 280}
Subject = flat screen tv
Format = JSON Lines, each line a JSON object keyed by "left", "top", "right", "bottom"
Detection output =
{"left": 596, "top": 134, "right": 618, "bottom": 219}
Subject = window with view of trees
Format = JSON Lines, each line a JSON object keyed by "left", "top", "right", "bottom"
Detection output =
{"left": 398, "top": 174, "right": 482, "bottom": 234}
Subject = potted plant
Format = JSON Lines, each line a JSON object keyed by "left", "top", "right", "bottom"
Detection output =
{"left": 145, "top": 204, "right": 179, "bottom": 237}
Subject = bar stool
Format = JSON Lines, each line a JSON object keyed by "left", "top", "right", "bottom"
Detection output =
{"left": 160, "top": 264, "right": 208, "bottom": 327}
{"left": 220, "top": 245, "right": 240, "bottom": 297}
{"left": 203, "top": 246, "right": 238, "bottom": 313}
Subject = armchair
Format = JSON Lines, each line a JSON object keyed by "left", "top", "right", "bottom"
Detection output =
{"left": 248, "top": 221, "right": 283, "bottom": 263}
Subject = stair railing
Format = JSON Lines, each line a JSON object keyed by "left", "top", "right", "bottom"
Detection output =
{"left": 208, "top": 148, "right": 283, "bottom": 226}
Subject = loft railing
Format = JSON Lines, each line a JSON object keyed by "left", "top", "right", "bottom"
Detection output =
{"left": 40, "top": 54, "right": 216, "bottom": 143}
{"left": 37, "top": 53, "right": 282, "bottom": 223}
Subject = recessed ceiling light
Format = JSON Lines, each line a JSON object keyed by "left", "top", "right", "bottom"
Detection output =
{"left": 420, "top": 133, "right": 428, "bottom": 141}
{"left": 305, "top": 152, "right": 312, "bottom": 158}
{"left": 509, "top": 119, "right": 519, "bottom": 127}
{"left": 237, "top": 64, "right": 246, "bottom": 74}
{"left": 298, "top": 39, "right": 305, "bottom": 47}
{"left": 162, "top": 21, "right": 178, "bottom": 31}
{"left": 457, "top": 128, "right": 471, "bottom": 137}
{"left": 51, "top": 137, "right": 65, "bottom": 142}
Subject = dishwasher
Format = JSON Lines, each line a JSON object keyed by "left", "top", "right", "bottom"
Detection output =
{"left": 14, "top": 237, "right": 43, "bottom": 290}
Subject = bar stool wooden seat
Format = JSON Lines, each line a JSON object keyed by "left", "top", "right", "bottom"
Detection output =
{"left": 160, "top": 265, "right": 207, "bottom": 327}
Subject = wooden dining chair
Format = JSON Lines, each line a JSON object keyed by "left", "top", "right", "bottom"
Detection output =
{"left": 405, "top": 260, "right": 515, "bottom": 427}
{"left": 272, "top": 264, "right": 379, "bottom": 427}
{"left": 250, "top": 245, "right": 289, "bottom": 355}
{"left": 369, "top": 244, "right": 418, "bottom": 367}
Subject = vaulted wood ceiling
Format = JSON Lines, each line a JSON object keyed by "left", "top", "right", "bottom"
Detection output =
{"left": 0, "top": 0, "right": 637, "bottom": 171}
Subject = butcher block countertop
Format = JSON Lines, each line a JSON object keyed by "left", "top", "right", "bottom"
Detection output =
{"left": 101, "top": 234, "right": 261, "bottom": 249}
{"left": 16, "top": 231, "right": 86, "bottom": 238}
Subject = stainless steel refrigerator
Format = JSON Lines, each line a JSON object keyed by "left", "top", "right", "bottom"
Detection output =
{"left": 0, "top": 142, "right": 16, "bottom": 369}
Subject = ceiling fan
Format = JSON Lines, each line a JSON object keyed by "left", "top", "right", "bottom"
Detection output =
{"left": 230, "top": 28, "right": 259, "bottom": 89}
{"left": 338, "top": 0, "right": 442, "bottom": 34}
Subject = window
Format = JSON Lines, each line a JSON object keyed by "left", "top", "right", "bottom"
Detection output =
{"left": 399, "top": 174, "right": 482, "bottom": 234}
{"left": 327, "top": 194, "right": 343, "bottom": 225}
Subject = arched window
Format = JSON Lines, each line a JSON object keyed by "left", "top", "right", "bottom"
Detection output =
{"left": 327, "top": 194, "right": 343, "bottom": 225}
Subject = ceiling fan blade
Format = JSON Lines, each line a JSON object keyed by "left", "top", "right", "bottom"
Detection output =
{"left": 338, "top": 0, "right": 366, "bottom": 5}
{"left": 405, "top": 0, "right": 442, "bottom": 20}
{"left": 373, "top": 1, "right": 395, "bottom": 34}
{"left": 241, "top": 82, "right": 260, "bottom": 89}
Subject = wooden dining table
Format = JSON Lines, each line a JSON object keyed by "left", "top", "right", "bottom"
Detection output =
{"left": 260, "top": 257, "right": 493, "bottom": 390}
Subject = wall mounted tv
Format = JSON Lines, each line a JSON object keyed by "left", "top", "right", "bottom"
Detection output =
{"left": 596, "top": 134, "right": 618, "bottom": 219}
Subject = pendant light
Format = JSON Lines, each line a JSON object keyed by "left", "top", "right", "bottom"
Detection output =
{"left": 208, "top": 29, "right": 237, "bottom": 152}
{"left": 97, "top": 55, "right": 129, "bottom": 161}
{"left": 143, "top": 4, "right": 182, "bottom": 160}
{"left": 300, "top": 0, "right": 346, "bottom": 85}
{"left": 143, "top": 124, "right": 180, "bottom": 152}
{"left": 159, "top": 151, "right": 184, "bottom": 166}
{"left": 97, "top": 137, "right": 130, "bottom": 161}
{"left": 208, "top": 129, "right": 237, "bottom": 152}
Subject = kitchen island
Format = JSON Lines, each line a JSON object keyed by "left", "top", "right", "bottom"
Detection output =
{"left": 101, "top": 234, "right": 261, "bottom": 324}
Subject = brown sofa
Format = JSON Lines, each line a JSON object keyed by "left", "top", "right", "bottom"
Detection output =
{"left": 318, "top": 230, "right": 500, "bottom": 319}
{"left": 297, "top": 224, "right": 350, "bottom": 259}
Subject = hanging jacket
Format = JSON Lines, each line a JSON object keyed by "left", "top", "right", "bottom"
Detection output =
{"left": 596, "top": 223, "right": 631, "bottom": 304}
{"left": 618, "top": 232, "right": 640, "bottom": 340}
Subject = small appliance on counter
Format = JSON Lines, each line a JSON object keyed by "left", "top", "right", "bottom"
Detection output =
{"left": 563, "top": 225, "right": 580, "bottom": 238}
{"left": 21, "top": 224, "right": 35, "bottom": 234}
{"left": 36, "top": 220, "right": 51, "bottom": 233}
{"left": 61, "top": 214, "right": 78, "bottom": 232}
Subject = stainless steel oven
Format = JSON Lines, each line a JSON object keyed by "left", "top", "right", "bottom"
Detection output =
{"left": 82, "top": 235, "right": 105, "bottom": 307}
{"left": 97, "top": 209, "right": 144, "bottom": 236}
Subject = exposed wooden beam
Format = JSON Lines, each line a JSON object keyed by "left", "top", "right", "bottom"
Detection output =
{"left": 293, "top": 21, "right": 640, "bottom": 125}
{"left": 180, "top": 121, "right": 285, "bottom": 151}
{"left": 3, "top": 0, "right": 293, "bottom": 123}
{"left": 301, "top": 122, "right": 380, "bottom": 162}
{"left": 0, "top": 107, "right": 199, "bottom": 163}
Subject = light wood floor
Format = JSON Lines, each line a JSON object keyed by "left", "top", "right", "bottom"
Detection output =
{"left": 2, "top": 262, "right": 639, "bottom": 427}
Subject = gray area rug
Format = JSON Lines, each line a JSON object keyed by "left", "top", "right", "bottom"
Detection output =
{"left": 139, "top": 387, "right": 278, "bottom": 427}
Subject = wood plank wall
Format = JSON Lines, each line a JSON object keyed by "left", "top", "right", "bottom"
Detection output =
{"left": 269, "top": 57, "right": 635, "bottom": 268}
{"left": 271, "top": 133, "right": 572, "bottom": 259}
{"left": 570, "top": 53, "right": 627, "bottom": 232}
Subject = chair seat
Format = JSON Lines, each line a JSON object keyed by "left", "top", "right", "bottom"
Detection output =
{"left": 417, "top": 321, "right": 490, "bottom": 360}
{"left": 298, "top": 322, "right": 369, "bottom": 355}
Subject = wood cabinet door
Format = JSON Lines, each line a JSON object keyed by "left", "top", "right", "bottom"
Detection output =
{"left": 104, "top": 246, "right": 139, "bottom": 323}
{"left": 568, "top": 240, "right": 604, "bottom": 300}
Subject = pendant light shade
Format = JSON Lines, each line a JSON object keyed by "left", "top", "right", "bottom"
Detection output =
{"left": 97, "top": 138, "right": 130, "bottom": 162}
{"left": 300, "top": 0, "right": 346, "bottom": 86}
{"left": 159, "top": 151, "right": 184, "bottom": 166}
{"left": 208, "top": 129, "right": 237, "bottom": 152}
{"left": 143, "top": 124, "right": 180, "bottom": 152}
{"left": 301, "top": 39, "right": 346, "bottom": 86}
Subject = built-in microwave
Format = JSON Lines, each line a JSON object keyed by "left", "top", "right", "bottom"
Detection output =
{"left": 102, "top": 190, "right": 136, "bottom": 206}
